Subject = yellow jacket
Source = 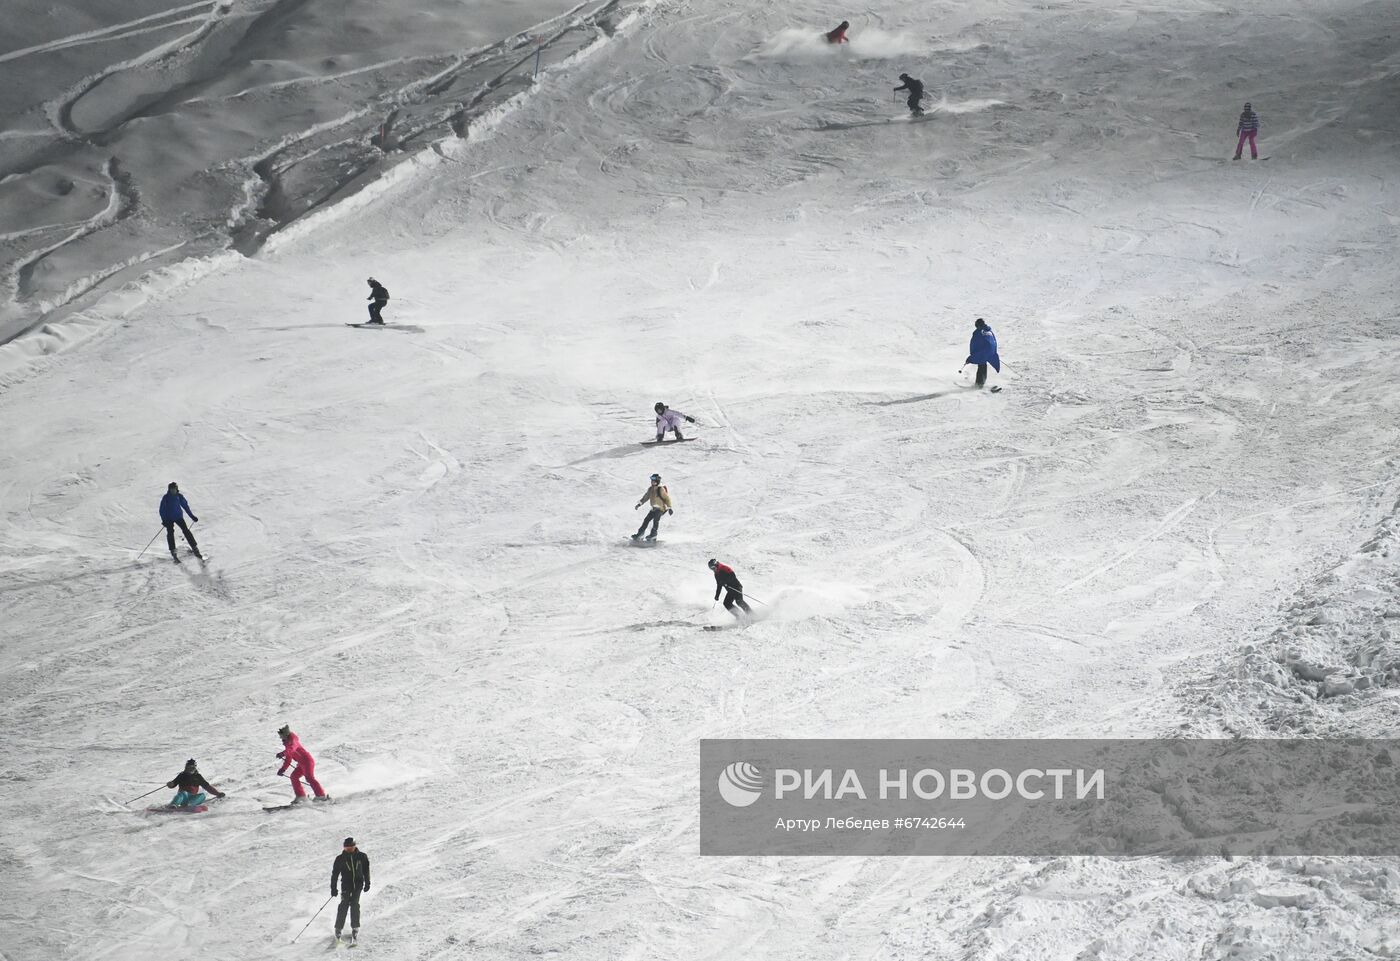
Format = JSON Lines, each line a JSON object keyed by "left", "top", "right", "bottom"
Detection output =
{"left": 637, "top": 484, "right": 672, "bottom": 511}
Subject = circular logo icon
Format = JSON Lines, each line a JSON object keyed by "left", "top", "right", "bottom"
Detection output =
{"left": 718, "top": 761, "right": 764, "bottom": 807}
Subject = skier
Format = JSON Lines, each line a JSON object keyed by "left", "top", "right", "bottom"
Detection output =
{"left": 825, "top": 20, "right": 850, "bottom": 43}
{"left": 275, "top": 725, "right": 329, "bottom": 803}
{"left": 653, "top": 402, "right": 696, "bottom": 442}
{"left": 632, "top": 473, "right": 673, "bottom": 542}
{"left": 1234, "top": 102, "right": 1260, "bottom": 160}
{"left": 366, "top": 277, "right": 389, "bottom": 325}
{"left": 331, "top": 837, "right": 370, "bottom": 945}
{"left": 965, "top": 318, "right": 1001, "bottom": 389}
{"left": 894, "top": 73, "right": 925, "bottom": 116}
{"left": 708, "top": 558, "right": 753, "bottom": 619}
{"left": 159, "top": 482, "right": 201, "bottom": 563}
{"left": 164, "top": 758, "right": 225, "bottom": 808}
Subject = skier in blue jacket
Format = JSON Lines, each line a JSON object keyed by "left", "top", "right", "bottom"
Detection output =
{"left": 965, "top": 318, "right": 1001, "bottom": 389}
{"left": 159, "top": 482, "right": 202, "bottom": 562}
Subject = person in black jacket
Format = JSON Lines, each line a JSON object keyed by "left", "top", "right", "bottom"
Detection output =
{"left": 332, "top": 837, "right": 371, "bottom": 943}
{"left": 708, "top": 558, "right": 753, "bottom": 619}
{"left": 894, "top": 74, "right": 925, "bottom": 116}
{"left": 165, "top": 759, "right": 225, "bottom": 808}
{"left": 366, "top": 278, "right": 389, "bottom": 325}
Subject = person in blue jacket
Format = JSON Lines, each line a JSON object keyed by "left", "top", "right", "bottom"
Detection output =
{"left": 965, "top": 318, "right": 1001, "bottom": 388}
{"left": 159, "top": 481, "right": 202, "bottom": 562}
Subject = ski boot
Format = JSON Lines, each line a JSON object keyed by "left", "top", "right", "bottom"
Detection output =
{"left": 313, "top": 794, "right": 333, "bottom": 803}
{"left": 645, "top": 534, "right": 657, "bottom": 542}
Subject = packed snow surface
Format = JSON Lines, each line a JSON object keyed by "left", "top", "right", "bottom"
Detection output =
{"left": 3, "top": 0, "right": 1400, "bottom": 958}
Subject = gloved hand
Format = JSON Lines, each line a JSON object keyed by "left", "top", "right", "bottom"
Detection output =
{"left": 331, "top": 888, "right": 338, "bottom": 897}
{"left": 685, "top": 416, "right": 695, "bottom": 424}
{"left": 192, "top": 516, "right": 199, "bottom": 523}
{"left": 634, "top": 504, "right": 641, "bottom": 510}
{"left": 666, "top": 509, "right": 673, "bottom": 515}
{"left": 277, "top": 769, "right": 287, "bottom": 777}
{"left": 276, "top": 751, "right": 285, "bottom": 759}
{"left": 363, "top": 884, "right": 370, "bottom": 892}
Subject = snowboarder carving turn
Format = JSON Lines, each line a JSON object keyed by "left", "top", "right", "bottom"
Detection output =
{"left": 894, "top": 74, "right": 925, "bottom": 116}
{"left": 709, "top": 558, "right": 753, "bottom": 620}
{"left": 276, "top": 725, "right": 329, "bottom": 803}
{"left": 159, "top": 482, "right": 201, "bottom": 563}
{"left": 633, "top": 473, "right": 673, "bottom": 542}
{"left": 653, "top": 402, "right": 695, "bottom": 442}
{"left": 964, "top": 318, "right": 1001, "bottom": 389}
{"left": 366, "top": 277, "right": 389, "bottom": 325}
{"left": 1234, "top": 102, "right": 1260, "bottom": 160}
{"left": 332, "top": 837, "right": 370, "bottom": 945}
{"left": 165, "top": 758, "right": 225, "bottom": 808}
{"left": 825, "top": 20, "right": 850, "bottom": 43}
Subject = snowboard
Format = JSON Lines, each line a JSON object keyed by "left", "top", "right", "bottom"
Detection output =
{"left": 146, "top": 803, "right": 209, "bottom": 814}
{"left": 640, "top": 437, "right": 698, "bottom": 446}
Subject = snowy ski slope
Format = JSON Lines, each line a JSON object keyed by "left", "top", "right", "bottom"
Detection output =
{"left": 3, "top": 0, "right": 1400, "bottom": 957}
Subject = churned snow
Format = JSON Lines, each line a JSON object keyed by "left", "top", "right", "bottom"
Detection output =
{"left": 3, "top": 0, "right": 1400, "bottom": 958}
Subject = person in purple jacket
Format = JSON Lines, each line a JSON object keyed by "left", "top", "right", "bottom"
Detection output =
{"left": 653, "top": 402, "right": 696, "bottom": 442}
{"left": 159, "top": 481, "right": 202, "bottom": 562}
{"left": 965, "top": 318, "right": 1001, "bottom": 389}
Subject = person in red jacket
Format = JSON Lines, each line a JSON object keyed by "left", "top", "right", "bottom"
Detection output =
{"left": 708, "top": 558, "right": 753, "bottom": 619}
{"left": 276, "top": 725, "right": 330, "bottom": 803}
{"left": 825, "top": 21, "right": 850, "bottom": 43}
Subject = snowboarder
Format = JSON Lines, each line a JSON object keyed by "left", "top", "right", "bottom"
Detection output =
{"left": 331, "top": 837, "right": 370, "bottom": 945}
{"left": 159, "top": 482, "right": 201, "bottom": 562}
{"left": 366, "top": 277, "right": 389, "bottom": 325}
{"left": 965, "top": 318, "right": 1001, "bottom": 389}
{"left": 632, "top": 473, "right": 673, "bottom": 542}
{"left": 1234, "top": 102, "right": 1260, "bottom": 160}
{"left": 165, "top": 758, "right": 225, "bottom": 808}
{"left": 276, "top": 725, "right": 329, "bottom": 803}
{"left": 825, "top": 20, "right": 850, "bottom": 43}
{"left": 653, "top": 402, "right": 696, "bottom": 442}
{"left": 708, "top": 558, "right": 753, "bottom": 619}
{"left": 894, "top": 73, "right": 925, "bottom": 116}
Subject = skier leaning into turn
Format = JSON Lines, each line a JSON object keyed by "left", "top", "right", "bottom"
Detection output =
{"left": 894, "top": 74, "right": 925, "bottom": 116}
{"left": 709, "top": 558, "right": 753, "bottom": 619}
{"left": 276, "top": 725, "right": 330, "bottom": 803}
{"left": 165, "top": 758, "right": 225, "bottom": 808}
{"left": 653, "top": 402, "right": 696, "bottom": 442}
{"left": 633, "top": 473, "right": 673, "bottom": 542}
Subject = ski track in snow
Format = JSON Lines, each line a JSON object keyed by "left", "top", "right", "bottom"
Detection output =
{"left": 4, "top": 0, "right": 1400, "bottom": 958}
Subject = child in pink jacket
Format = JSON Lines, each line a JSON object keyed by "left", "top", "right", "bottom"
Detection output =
{"left": 277, "top": 725, "right": 330, "bottom": 802}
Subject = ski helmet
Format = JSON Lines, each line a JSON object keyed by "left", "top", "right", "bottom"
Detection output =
{"left": 974, "top": 318, "right": 987, "bottom": 329}
{"left": 168, "top": 482, "right": 178, "bottom": 491}
{"left": 650, "top": 473, "right": 661, "bottom": 483}
{"left": 654, "top": 402, "right": 666, "bottom": 413}
{"left": 185, "top": 758, "right": 197, "bottom": 768}
{"left": 707, "top": 558, "right": 718, "bottom": 570}
{"left": 343, "top": 837, "right": 356, "bottom": 848}
{"left": 277, "top": 725, "right": 291, "bottom": 738}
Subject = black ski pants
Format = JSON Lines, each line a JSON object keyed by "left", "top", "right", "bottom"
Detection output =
{"left": 974, "top": 363, "right": 988, "bottom": 387}
{"left": 335, "top": 892, "right": 361, "bottom": 932}
{"left": 636, "top": 508, "right": 663, "bottom": 538}
{"left": 368, "top": 301, "right": 386, "bottom": 324}
{"left": 907, "top": 95, "right": 923, "bottom": 115}
{"left": 165, "top": 519, "right": 197, "bottom": 556}
{"left": 723, "top": 590, "right": 752, "bottom": 616}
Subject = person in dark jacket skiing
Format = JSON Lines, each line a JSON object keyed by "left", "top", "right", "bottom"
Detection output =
{"left": 1233, "top": 102, "right": 1260, "bottom": 160}
{"left": 366, "top": 277, "right": 389, "bottom": 325}
{"left": 159, "top": 482, "right": 201, "bottom": 562}
{"left": 894, "top": 74, "right": 925, "bottom": 116}
{"left": 708, "top": 558, "right": 752, "bottom": 619}
{"left": 331, "top": 837, "right": 371, "bottom": 944}
{"left": 825, "top": 20, "right": 850, "bottom": 43}
{"left": 965, "top": 318, "right": 1001, "bottom": 388}
{"left": 632, "top": 473, "right": 674, "bottom": 542}
{"left": 165, "top": 759, "right": 225, "bottom": 808}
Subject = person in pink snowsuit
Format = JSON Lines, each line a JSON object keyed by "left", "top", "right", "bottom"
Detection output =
{"left": 277, "top": 725, "right": 329, "bottom": 802}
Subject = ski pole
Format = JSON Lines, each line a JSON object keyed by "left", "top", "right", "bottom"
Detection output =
{"left": 124, "top": 784, "right": 168, "bottom": 805}
{"left": 135, "top": 527, "right": 164, "bottom": 561}
{"left": 292, "top": 896, "right": 334, "bottom": 944}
